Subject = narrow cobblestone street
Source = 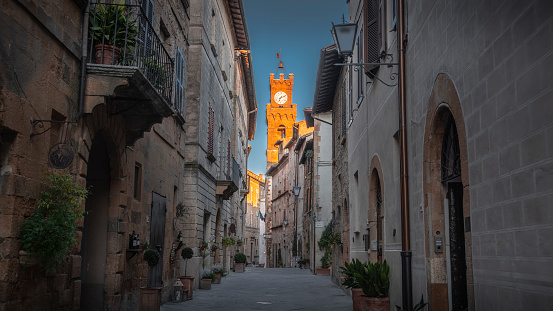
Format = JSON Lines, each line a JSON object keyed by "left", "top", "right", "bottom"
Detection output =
{"left": 161, "top": 267, "right": 352, "bottom": 311}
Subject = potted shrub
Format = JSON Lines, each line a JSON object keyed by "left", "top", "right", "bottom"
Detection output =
{"left": 317, "top": 223, "right": 334, "bottom": 275}
{"left": 212, "top": 264, "right": 223, "bottom": 284}
{"left": 179, "top": 247, "right": 195, "bottom": 300}
{"left": 234, "top": 253, "right": 247, "bottom": 272}
{"left": 140, "top": 249, "right": 162, "bottom": 311}
{"left": 89, "top": 1, "right": 137, "bottom": 64}
{"left": 339, "top": 259, "right": 366, "bottom": 311}
{"left": 20, "top": 172, "right": 88, "bottom": 273}
{"left": 199, "top": 268, "right": 215, "bottom": 290}
{"left": 354, "top": 260, "right": 391, "bottom": 311}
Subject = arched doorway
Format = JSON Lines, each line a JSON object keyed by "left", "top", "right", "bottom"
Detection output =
{"left": 369, "top": 156, "right": 384, "bottom": 264}
{"left": 423, "top": 73, "right": 474, "bottom": 311}
{"left": 80, "top": 132, "right": 110, "bottom": 311}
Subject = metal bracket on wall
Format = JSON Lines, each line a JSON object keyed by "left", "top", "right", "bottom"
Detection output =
{"left": 335, "top": 54, "right": 399, "bottom": 87}
{"left": 30, "top": 119, "right": 76, "bottom": 138}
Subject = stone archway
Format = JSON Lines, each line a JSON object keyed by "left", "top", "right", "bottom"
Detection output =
{"left": 423, "top": 74, "right": 474, "bottom": 311}
{"left": 369, "top": 155, "right": 385, "bottom": 263}
{"left": 78, "top": 104, "right": 127, "bottom": 310}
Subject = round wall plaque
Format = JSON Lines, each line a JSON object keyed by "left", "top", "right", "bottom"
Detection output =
{"left": 48, "top": 143, "right": 74, "bottom": 169}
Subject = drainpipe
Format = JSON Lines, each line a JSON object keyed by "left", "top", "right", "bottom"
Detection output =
{"left": 77, "top": 1, "right": 90, "bottom": 121}
{"left": 398, "top": 0, "right": 412, "bottom": 310}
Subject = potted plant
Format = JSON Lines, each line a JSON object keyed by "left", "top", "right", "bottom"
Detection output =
{"left": 179, "top": 247, "right": 195, "bottom": 300}
{"left": 396, "top": 296, "right": 428, "bottom": 311}
{"left": 222, "top": 236, "right": 236, "bottom": 247}
{"left": 339, "top": 259, "right": 366, "bottom": 311}
{"left": 140, "top": 249, "right": 162, "bottom": 311}
{"left": 89, "top": 1, "right": 137, "bottom": 64}
{"left": 210, "top": 243, "right": 219, "bottom": 253}
{"left": 354, "top": 260, "right": 391, "bottom": 311}
{"left": 199, "top": 268, "right": 215, "bottom": 290}
{"left": 20, "top": 172, "right": 88, "bottom": 273}
{"left": 212, "top": 264, "right": 223, "bottom": 284}
{"left": 317, "top": 223, "right": 334, "bottom": 275}
{"left": 234, "top": 253, "right": 247, "bottom": 273}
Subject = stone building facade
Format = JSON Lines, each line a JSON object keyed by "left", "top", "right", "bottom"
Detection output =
{"left": 332, "top": 0, "right": 553, "bottom": 310}
{"left": 244, "top": 170, "right": 265, "bottom": 265}
{"left": 0, "top": 0, "right": 256, "bottom": 310}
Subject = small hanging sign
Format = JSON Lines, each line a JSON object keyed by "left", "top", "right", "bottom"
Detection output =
{"left": 48, "top": 143, "right": 74, "bottom": 169}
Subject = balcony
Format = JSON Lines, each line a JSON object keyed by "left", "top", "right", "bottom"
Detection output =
{"left": 216, "top": 157, "right": 240, "bottom": 200}
{"left": 85, "top": 1, "right": 178, "bottom": 146}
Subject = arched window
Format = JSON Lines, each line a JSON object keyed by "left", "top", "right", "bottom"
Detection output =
{"left": 441, "top": 116, "right": 461, "bottom": 182}
{"left": 277, "top": 125, "right": 286, "bottom": 138}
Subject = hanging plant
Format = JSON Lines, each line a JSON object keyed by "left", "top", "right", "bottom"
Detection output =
{"left": 20, "top": 172, "right": 88, "bottom": 273}
{"left": 236, "top": 239, "right": 243, "bottom": 247}
{"left": 222, "top": 236, "right": 236, "bottom": 246}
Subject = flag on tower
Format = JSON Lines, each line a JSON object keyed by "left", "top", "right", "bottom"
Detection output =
{"left": 259, "top": 211, "right": 265, "bottom": 222}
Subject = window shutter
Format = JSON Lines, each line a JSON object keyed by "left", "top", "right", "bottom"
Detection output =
{"left": 208, "top": 105, "right": 214, "bottom": 154}
{"left": 227, "top": 139, "right": 231, "bottom": 177}
{"left": 175, "top": 49, "right": 184, "bottom": 115}
{"left": 364, "top": 0, "right": 380, "bottom": 74}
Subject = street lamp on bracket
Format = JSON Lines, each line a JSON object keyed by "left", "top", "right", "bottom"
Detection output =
{"left": 292, "top": 186, "right": 301, "bottom": 258}
{"left": 331, "top": 22, "right": 399, "bottom": 87}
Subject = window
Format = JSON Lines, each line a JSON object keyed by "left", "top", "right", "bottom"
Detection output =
{"left": 134, "top": 163, "right": 142, "bottom": 200}
{"left": 140, "top": 0, "right": 155, "bottom": 55}
{"left": 175, "top": 48, "right": 185, "bottom": 115}
{"left": 357, "top": 29, "right": 364, "bottom": 106}
{"left": 208, "top": 104, "right": 214, "bottom": 154}
{"left": 278, "top": 125, "right": 286, "bottom": 138}
{"left": 364, "top": 0, "right": 381, "bottom": 74}
{"left": 227, "top": 138, "right": 231, "bottom": 177}
{"left": 391, "top": 0, "right": 397, "bottom": 31}
{"left": 348, "top": 68, "right": 353, "bottom": 123}
{"left": 379, "top": 0, "right": 386, "bottom": 56}
{"left": 341, "top": 80, "right": 347, "bottom": 135}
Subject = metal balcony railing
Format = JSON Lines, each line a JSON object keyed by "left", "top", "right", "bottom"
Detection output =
{"left": 87, "top": 1, "right": 174, "bottom": 107}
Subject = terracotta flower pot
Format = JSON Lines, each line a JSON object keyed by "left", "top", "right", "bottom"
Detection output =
{"left": 94, "top": 44, "right": 121, "bottom": 65}
{"left": 316, "top": 268, "right": 330, "bottom": 275}
{"left": 213, "top": 272, "right": 222, "bottom": 284}
{"left": 139, "top": 287, "right": 161, "bottom": 311}
{"left": 234, "top": 262, "right": 245, "bottom": 273}
{"left": 199, "top": 278, "right": 212, "bottom": 290}
{"left": 179, "top": 276, "right": 195, "bottom": 300}
{"left": 351, "top": 288, "right": 369, "bottom": 311}
{"left": 366, "top": 297, "right": 390, "bottom": 311}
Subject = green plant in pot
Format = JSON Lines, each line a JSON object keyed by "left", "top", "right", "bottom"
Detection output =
{"left": 143, "top": 249, "right": 161, "bottom": 267}
{"left": 181, "top": 247, "right": 194, "bottom": 276}
{"left": 234, "top": 252, "right": 247, "bottom": 273}
{"left": 339, "top": 258, "right": 366, "bottom": 311}
{"left": 354, "top": 260, "right": 391, "bottom": 311}
{"left": 89, "top": 1, "right": 137, "bottom": 64}
{"left": 20, "top": 172, "right": 88, "bottom": 273}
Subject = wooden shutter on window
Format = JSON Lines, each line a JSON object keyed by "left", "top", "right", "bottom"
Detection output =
{"left": 208, "top": 105, "right": 214, "bottom": 154}
{"left": 175, "top": 48, "right": 184, "bottom": 115}
{"left": 364, "top": 0, "right": 380, "bottom": 74}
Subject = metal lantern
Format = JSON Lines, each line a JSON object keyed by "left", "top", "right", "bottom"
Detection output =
{"left": 173, "top": 279, "right": 184, "bottom": 302}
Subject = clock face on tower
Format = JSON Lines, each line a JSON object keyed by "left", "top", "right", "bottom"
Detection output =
{"left": 274, "top": 91, "right": 288, "bottom": 105}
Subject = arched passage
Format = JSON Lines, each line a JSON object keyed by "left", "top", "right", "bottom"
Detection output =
{"left": 80, "top": 132, "right": 110, "bottom": 311}
{"left": 423, "top": 73, "right": 474, "bottom": 311}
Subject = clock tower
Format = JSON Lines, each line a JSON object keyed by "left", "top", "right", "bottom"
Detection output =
{"left": 266, "top": 72, "right": 296, "bottom": 167}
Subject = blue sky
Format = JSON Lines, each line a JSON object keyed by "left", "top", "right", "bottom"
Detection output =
{"left": 243, "top": 0, "right": 347, "bottom": 176}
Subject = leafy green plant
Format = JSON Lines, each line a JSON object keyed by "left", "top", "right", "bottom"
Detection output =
{"left": 175, "top": 203, "right": 187, "bottom": 219}
{"left": 222, "top": 236, "right": 236, "bottom": 246}
{"left": 143, "top": 249, "right": 161, "bottom": 267}
{"left": 20, "top": 172, "right": 88, "bottom": 273}
{"left": 397, "top": 295, "right": 428, "bottom": 311}
{"left": 318, "top": 223, "right": 334, "bottom": 268}
{"left": 339, "top": 258, "right": 366, "bottom": 289}
{"left": 234, "top": 253, "right": 247, "bottom": 264}
{"left": 236, "top": 239, "right": 244, "bottom": 247}
{"left": 89, "top": 1, "right": 137, "bottom": 48}
{"left": 201, "top": 268, "right": 215, "bottom": 281}
{"left": 354, "top": 260, "right": 390, "bottom": 298}
{"left": 141, "top": 57, "right": 168, "bottom": 89}
{"left": 181, "top": 247, "right": 194, "bottom": 276}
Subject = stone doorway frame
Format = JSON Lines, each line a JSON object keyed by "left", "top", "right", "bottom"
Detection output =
{"left": 422, "top": 74, "right": 474, "bottom": 311}
{"left": 369, "top": 155, "right": 385, "bottom": 263}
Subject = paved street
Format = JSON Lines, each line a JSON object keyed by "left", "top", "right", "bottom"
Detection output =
{"left": 161, "top": 267, "right": 352, "bottom": 311}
